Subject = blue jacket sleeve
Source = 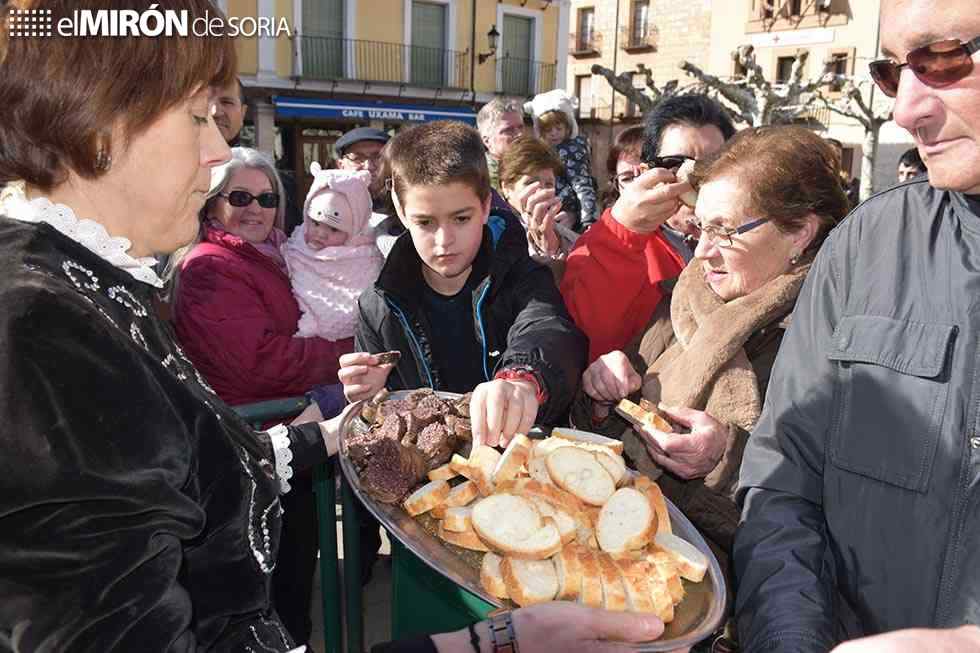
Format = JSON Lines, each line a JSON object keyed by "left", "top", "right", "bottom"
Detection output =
{"left": 733, "top": 235, "right": 845, "bottom": 652}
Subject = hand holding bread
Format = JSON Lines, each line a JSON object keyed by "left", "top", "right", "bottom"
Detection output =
{"left": 634, "top": 405, "right": 728, "bottom": 481}
{"left": 470, "top": 378, "right": 539, "bottom": 449}
{"left": 610, "top": 166, "right": 690, "bottom": 234}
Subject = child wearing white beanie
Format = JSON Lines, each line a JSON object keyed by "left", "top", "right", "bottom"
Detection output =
{"left": 524, "top": 89, "right": 599, "bottom": 230}
{"left": 283, "top": 163, "right": 384, "bottom": 340}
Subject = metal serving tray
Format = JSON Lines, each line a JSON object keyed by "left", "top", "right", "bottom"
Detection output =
{"left": 338, "top": 391, "right": 727, "bottom": 651}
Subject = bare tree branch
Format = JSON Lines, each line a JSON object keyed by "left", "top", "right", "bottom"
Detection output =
{"left": 679, "top": 60, "right": 758, "bottom": 123}
{"left": 590, "top": 63, "right": 656, "bottom": 114}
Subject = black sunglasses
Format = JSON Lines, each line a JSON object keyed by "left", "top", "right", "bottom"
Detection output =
{"left": 870, "top": 35, "right": 980, "bottom": 97}
{"left": 644, "top": 154, "right": 695, "bottom": 172}
{"left": 220, "top": 190, "right": 280, "bottom": 209}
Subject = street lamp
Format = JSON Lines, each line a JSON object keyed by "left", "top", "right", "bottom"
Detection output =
{"left": 478, "top": 25, "right": 500, "bottom": 64}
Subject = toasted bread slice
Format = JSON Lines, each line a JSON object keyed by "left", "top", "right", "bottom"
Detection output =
{"left": 480, "top": 552, "right": 510, "bottom": 599}
{"left": 430, "top": 504, "right": 448, "bottom": 519}
{"left": 527, "top": 454, "right": 555, "bottom": 485}
{"left": 614, "top": 559, "right": 656, "bottom": 613}
{"left": 654, "top": 532, "right": 708, "bottom": 582}
{"left": 528, "top": 497, "right": 577, "bottom": 546}
{"left": 597, "top": 552, "right": 628, "bottom": 611}
{"left": 471, "top": 494, "right": 562, "bottom": 559}
{"left": 500, "top": 556, "right": 558, "bottom": 606}
{"left": 471, "top": 493, "right": 541, "bottom": 542}
{"left": 403, "top": 479, "right": 451, "bottom": 516}
{"left": 497, "top": 517, "right": 563, "bottom": 560}
{"left": 646, "top": 482, "right": 672, "bottom": 535}
{"left": 597, "top": 487, "right": 656, "bottom": 554}
{"left": 594, "top": 450, "right": 628, "bottom": 487}
{"left": 513, "top": 479, "right": 585, "bottom": 516}
{"left": 443, "top": 506, "right": 473, "bottom": 533}
{"left": 449, "top": 453, "right": 473, "bottom": 478}
{"left": 646, "top": 563, "right": 676, "bottom": 622}
{"left": 438, "top": 521, "right": 491, "bottom": 552}
{"left": 634, "top": 477, "right": 672, "bottom": 535}
{"left": 546, "top": 447, "right": 616, "bottom": 507}
{"left": 551, "top": 427, "right": 625, "bottom": 454}
{"left": 648, "top": 549, "right": 685, "bottom": 604}
{"left": 615, "top": 399, "right": 674, "bottom": 435}
{"left": 492, "top": 434, "right": 532, "bottom": 484}
{"left": 444, "top": 480, "right": 479, "bottom": 508}
{"left": 427, "top": 463, "right": 459, "bottom": 482}
{"left": 554, "top": 544, "right": 584, "bottom": 600}
{"left": 468, "top": 446, "right": 503, "bottom": 495}
{"left": 577, "top": 547, "right": 603, "bottom": 607}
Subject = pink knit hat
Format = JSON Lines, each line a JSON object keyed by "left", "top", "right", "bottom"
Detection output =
{"left": 303, "top": 164, "right": 373, "bottom": 238}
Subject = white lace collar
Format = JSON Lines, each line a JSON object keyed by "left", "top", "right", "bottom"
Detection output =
{"left": 0, "top": 182, "right": 164, "bottom": 288}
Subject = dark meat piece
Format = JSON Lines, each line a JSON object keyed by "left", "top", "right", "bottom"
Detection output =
{"left": 444, "top": 415, "right": 472, "bottom": 441}
{"left": 405, "top": 387, "right": 436, "bottom": 408}
{"left": 376, "top": 351, "right": 401, "bottom": 365}
{"left": 359, "top": 438, "right": 428, "bottom": 504}
{"left": 416, "top": 422, "right": 456, "bottom": 468}
{"left": 452, "top": 392, "right": 473, "bottom": 418}
{"left": 374, "top": 412, "right": 406, "bottom": 441}
{"left": 376, "top": 399, "right": 413, "bottom": 423}
{"left": 347, "top": 428, "right": 389, "bottom": 473}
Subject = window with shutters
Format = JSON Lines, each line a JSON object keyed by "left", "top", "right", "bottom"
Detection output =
{"left": 301, "top": 0, "right": 345, "bottom": 79}
{"left": 411, "top": 1, "right": 448, "bottom": 87}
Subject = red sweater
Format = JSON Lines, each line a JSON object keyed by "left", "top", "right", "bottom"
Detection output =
{"left": 175, "top": 226, "right": 352, "bottom": 406}
{"left": 560, "top": 208, "right": 685, "bottom": 363}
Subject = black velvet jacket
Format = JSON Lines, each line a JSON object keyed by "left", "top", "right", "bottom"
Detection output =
{"left": 0, "top": 216, "right": 326, "bottom": 652}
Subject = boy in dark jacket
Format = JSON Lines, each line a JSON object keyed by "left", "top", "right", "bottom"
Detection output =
{"left": 339, "top": 120, "right": 587, "bottom": 447}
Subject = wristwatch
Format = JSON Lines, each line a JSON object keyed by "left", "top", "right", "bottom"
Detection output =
{"left": 487, "top": 609, "right": 519, "bottom": 653}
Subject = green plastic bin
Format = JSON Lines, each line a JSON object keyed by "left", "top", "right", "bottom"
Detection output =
{"left": 390, "top": 538, "right": 496, "bottom": 640}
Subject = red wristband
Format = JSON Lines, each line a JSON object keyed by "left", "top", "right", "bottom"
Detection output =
{"left": 494, "top": 367, "right": 548, "bottom": 405}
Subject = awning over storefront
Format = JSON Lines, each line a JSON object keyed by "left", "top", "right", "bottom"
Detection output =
{"left": 273, "top": 96, "right": 476, "bottom": 125}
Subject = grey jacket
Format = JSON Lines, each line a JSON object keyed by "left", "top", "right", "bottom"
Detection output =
{"left": 734, "top": 180, "right": 980, "bottom": 652}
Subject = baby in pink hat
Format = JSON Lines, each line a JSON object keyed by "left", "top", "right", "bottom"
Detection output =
{"left": 283, "top": 163, "right": 384, "bottom": 340}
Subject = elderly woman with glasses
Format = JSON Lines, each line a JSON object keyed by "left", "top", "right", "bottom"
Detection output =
{"left": 571, "top": 125, "right": 849, "bottom": 574}
{"left": 173, "top": 147, "right": 352, "bottom": 645}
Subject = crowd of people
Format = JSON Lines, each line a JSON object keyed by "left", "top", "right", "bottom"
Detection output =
{"left": 1, "top": 0, "right": 978, "bottom": 651}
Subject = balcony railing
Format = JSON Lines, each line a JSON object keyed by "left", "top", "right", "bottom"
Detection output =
{"left": 499, "top": 55, "right": 557, "bottom": 98}
{"left": 620, "top": 24, "right": 658, "bottom": 52}
{"left": 569, "top": 30, "right": 601, "bottom": 56}
{"left": 296, "top": 35, "right": 471, "bottom": 90}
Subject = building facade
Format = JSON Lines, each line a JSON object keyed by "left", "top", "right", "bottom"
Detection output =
{"left": 707, "top": 0, "right": 912, "bottom": 192}
{"left": 221, "top": 0, "right": 569, "bottom": 198}
{"left": 565, "top": 0, "right": 912, "bottom": 195}
{"left": 565, "top": 0, "right": 713, "bottom": 191}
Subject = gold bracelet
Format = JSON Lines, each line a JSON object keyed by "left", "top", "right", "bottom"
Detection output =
{"left": 487, "top": 609, "right": 519, "bottom": 653}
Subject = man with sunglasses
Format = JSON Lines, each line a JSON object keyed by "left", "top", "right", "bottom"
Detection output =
{"left": 734, "top": 1, "right": 980, "bottom": 651}
{"left": 560, "top": 95, "right": 735, "bottom": 364}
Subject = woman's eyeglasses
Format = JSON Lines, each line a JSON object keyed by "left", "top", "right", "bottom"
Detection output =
{"left": 869, "top": 35, "right": 980, "bottom": 97}
{"left": 690, "top": 217, "right": 769, "bottom": 248}
{"left": 219, "top": 191, "right": 280, "bottom": 209}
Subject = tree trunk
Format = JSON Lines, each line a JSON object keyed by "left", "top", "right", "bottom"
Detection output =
{"left": 860, "top": 121, "right": 880, "bottom": 202}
